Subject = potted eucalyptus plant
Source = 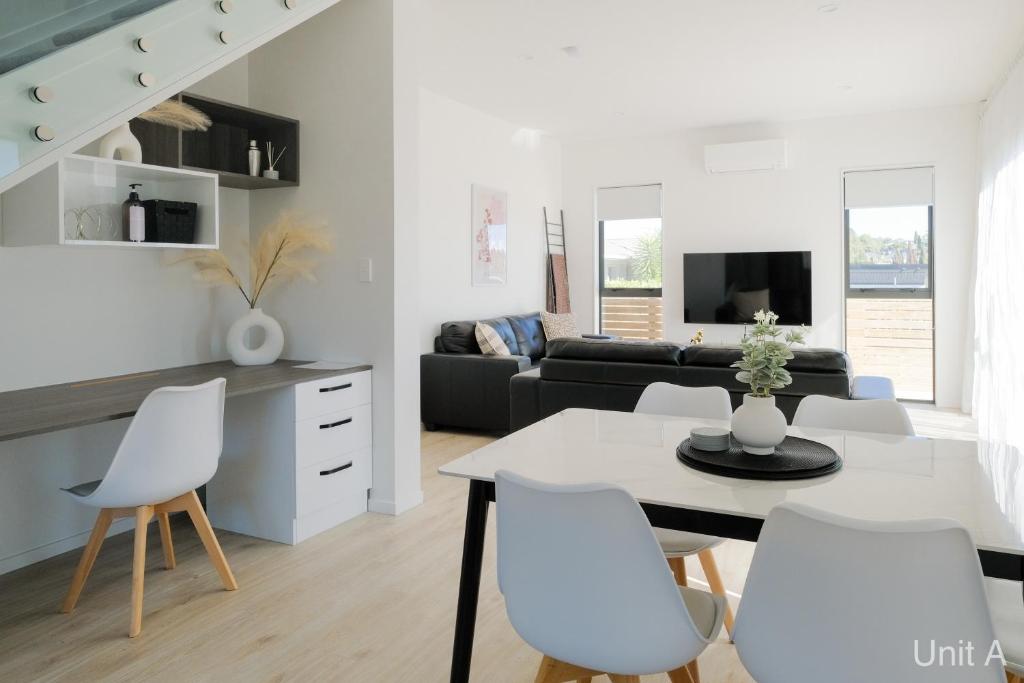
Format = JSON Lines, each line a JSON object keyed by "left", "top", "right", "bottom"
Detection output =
{"left": 730, "top": 309, "right": 807, "bottom": 454}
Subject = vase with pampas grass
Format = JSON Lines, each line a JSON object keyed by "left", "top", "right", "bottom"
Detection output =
{"left": 178, "top": 213, "right": 331, "bottom": 366}
{"left": 99, "top": 99, "right": 211, "bottom": 162}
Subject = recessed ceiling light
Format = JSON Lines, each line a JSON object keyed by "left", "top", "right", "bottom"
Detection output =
{"left": 561, "top": 45, "right": 581, "bottom": 59}
{"left": 818, "top": 3, "right": 839, "bottom": 13}
{"left": 519, "top": 54, "right": 534, "bottom": 62}
{"left": 838, "top": 84, "right": 853, "bottom": 92}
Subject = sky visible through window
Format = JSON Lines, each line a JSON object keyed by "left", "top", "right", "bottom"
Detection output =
{"left": 602, "top": 218, "right": 662, "bottom": 289}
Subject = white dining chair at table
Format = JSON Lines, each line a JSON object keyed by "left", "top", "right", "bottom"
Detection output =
{"left": 496, "top": 470, "right": 726, "bottom": 683}
{"left": 634, "top": 382, "right": 737, "bottom": 635}
{"left": 983, "top": 578, "right": 1024, "bottom": 682}
{"left": 733, "top": 502, "right": 1005, "bottom": 683}
{"left": 792, "top": 394, "right": 915, "bottom": 436}
{"left": 61, "top": 378, "right": 238, "bottom": 638}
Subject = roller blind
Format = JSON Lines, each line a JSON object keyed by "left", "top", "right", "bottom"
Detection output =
{"left": 843, "top": 167, "right": 934, "bottom": 209}
{"left": 596, "top": 184, "right": 662, "bottom": 221}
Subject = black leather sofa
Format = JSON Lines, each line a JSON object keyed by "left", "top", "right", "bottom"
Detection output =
{"left": 420, "top": 313, "right": 565, "bottom": 432}
{"left": 509, "top": 338, "right": 855, "bottom": 432}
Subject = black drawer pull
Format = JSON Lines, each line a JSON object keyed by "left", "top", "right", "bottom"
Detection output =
{"left": 319, "top": 417, "right": 353, "bottom": 430}
{"left": 319, "top": 382, "right": 352, "bottom": 393}
{"left": 319, "top": 462, "right": 353, "bottom": 477}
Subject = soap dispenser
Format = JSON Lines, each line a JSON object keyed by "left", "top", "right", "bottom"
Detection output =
{"left": 122, "top": 183, "right": 145, "bottom": 242}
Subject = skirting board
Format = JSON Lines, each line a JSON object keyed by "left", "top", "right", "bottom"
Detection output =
{"left": 368, "top": 489, "right": 424, "bottom": 516}
{"left": 0, "top": 518, "right": 134, "bottom": 576}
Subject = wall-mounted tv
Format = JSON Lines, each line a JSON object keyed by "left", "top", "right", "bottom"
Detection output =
{"left": 683, "top": 251, "right": 812, "bottom": 325}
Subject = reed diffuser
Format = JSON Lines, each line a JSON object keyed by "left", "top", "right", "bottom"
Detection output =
{"left": 263, "top": 141, "right": 286, "bottom": 180}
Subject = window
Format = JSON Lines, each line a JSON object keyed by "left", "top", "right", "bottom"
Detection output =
{"left": 843, "top": 168, "right": 935, "bottom": 401}
{"left": 596, "top": 184, "right": 663, "bottom": 339}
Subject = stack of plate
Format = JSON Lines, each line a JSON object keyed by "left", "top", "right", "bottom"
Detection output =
{"left": 689, "top": 427, "right": 730, "bottom": 452}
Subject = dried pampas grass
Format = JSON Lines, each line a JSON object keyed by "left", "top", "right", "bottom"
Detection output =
{"left": 138, "top": 99, "right": 211, "bottom": 131}
{"left": 176, "top": 213, "right": 331, "bottom": 308}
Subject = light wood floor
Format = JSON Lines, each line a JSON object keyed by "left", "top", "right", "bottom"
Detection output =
{"left": 0, "top": 407, "right": 976, "bottom": 683}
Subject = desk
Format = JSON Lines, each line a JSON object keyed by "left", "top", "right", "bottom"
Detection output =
{"left": 0, "top": 360, "right": 374, "bottom": 572}
{"left": 0, "top": 359, "right": 371, "bottom": 442}
{"left": 439, "top": 408, "right": 1024, "bottom": 683}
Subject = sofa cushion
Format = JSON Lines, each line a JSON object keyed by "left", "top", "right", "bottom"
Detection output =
{"left": 546, "top": 338, "right": 684, "bottom": 365}
{"left": 439, "top": 317, "right": 520, "bottom": 355}
{"left": 541, "top": 311, "right": 582, "bottom": 340}
{"left": 507, "top": 313, "right": 547, "bottom": 362}
{"left": 475, "top": 322, "right": 512, "bottom": 356}
{"left": 683, "top": 345, "right": 849, "bottom": 373}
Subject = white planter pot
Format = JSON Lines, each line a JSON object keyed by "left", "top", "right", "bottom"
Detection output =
{"left": 226, "top": 308, "right": 284, "bottom": 366}
{"left": 731, "top": 394, "right": 787, "bottom": 455}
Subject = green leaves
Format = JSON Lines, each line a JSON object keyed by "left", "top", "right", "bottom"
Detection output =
{"left": 733, "top": 310, "right": 809, "bottom": 396}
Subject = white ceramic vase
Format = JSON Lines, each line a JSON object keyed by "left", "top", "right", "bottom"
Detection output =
{"left": 98, "top": 123, "right": 142, "bottom": 162}
{"left": 731, "top": 394, "right": 787, "bottom": 455}
{"left": 226, "top": 308, "right": 284, "bottom": 366}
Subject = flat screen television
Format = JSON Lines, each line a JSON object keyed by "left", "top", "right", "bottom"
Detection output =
{"left": 683, "top": 251, "right": 812, "bottom": 325}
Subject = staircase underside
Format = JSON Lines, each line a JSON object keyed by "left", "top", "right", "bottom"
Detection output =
{"left": 0, "top": 0, "right": 340, "bottom": 195}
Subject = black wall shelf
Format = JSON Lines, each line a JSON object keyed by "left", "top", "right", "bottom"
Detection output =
{"left": 131, "top": 93, "right": 299, "bottom": 190}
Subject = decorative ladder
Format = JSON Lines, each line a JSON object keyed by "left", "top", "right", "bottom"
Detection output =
{"left": 544, "top": 207, "right": 571, "bottom": 314}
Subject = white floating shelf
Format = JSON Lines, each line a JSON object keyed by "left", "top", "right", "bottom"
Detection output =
{"left": 1, "top": 154, "right": 219, "bottom": 248}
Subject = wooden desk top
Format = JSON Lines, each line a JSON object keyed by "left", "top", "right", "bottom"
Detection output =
{"left": 0, "top": 360, "right": 372, "bottom": 442}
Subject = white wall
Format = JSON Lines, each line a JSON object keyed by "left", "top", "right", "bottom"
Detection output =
{"left": 0, "top": 59, "right": 252, "bottom": 572}
{"left": 562, "top": 105, "right": 979, "bottom": 408}
{"left": 417, "top": 88, "right": 562, "bottom": 351}
{"left": 247, "top": 0, "right": 422, "bottom": 514}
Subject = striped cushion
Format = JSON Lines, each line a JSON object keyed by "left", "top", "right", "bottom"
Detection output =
{"left": 475, "top": 322, "right": 511, "bottom": 356}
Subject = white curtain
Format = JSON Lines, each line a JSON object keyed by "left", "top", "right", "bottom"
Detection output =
{"left": 973, "top": 55, "right": 1024, "bottom": 447}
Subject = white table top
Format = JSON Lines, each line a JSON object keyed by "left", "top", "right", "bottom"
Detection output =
{"left": 439, "top": 408, "right": 1024, "bottom": 556}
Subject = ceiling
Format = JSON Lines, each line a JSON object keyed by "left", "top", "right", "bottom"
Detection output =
{"left": 417, "top": 0, "right": 1024, "bottom": 139}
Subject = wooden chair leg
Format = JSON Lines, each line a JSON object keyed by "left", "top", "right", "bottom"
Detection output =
{"left": 129, "top": 505, "right": 154, "bottom": 637}
{"left": 697, "top": 548, "right": 735, "bottom": 638}
{"left": 686, "top": 660, "right": 701, "bottom": 683}
{"left": 157, "top": 513, "right": 176, "bottom": 570}
{"left": 183, "top": 490, "right": 237, "bottom": 591}
{"left": 62, "top": 508, "right": 114, "bottom": 613}
{"left": 668, "top": 556, "right": 687, "bottom": 586}
{"left": 607, "top": 676, "right": 640, "bottom": 683}
{"left": 667, "top": 665, "right": 697, "bottom": 683}
{"left": 534, "top": 655, "right": 602, "bottom": 683}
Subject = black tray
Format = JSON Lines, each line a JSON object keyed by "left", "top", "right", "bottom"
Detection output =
{"left": 676, "top": 435, "right": 842, "bottom": 481}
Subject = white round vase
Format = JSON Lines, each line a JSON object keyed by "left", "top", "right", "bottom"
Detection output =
{"left": 731, "top": 394, "right": 787, "bottom": 455}
{"left": 226, "top": 308, "right": 284, "bottom": 366}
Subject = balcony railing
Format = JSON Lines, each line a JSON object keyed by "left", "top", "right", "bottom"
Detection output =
{"left": 846, "top": 298, "right": 934, "bottom": 401}
{"left": 601, "top": 297, "right": 663, "bottom": 340}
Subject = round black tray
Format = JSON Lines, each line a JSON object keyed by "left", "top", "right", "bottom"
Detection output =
{"left": 676, "top": 435, "right": 842, "bottom": 481}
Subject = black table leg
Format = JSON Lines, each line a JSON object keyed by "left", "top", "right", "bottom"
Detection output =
{"left": 450, "top": 479, "right": 491, "bottom": 683}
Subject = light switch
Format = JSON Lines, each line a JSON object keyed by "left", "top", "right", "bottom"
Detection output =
{"left": 359, "top": 257, "right": 373, "bottom": 283}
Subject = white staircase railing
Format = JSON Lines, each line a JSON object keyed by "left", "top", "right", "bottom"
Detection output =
{"left": 0, "top": 0, "right": 339, "bottom": 194}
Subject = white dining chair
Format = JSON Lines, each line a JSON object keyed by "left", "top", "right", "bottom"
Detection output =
{"left": 792, "top": 394, "right": 915, "bottom": 436}
{"left": 984, "top": 578, "right": 1024, "bottom": 682}
{"left": 635, "top": 382, "right": 736, "bottom": 635}
{"left": 496, "top": 470, "right": 725, "bottom": 683}
{"left": 61, "top": 378, "right": 237, "bottom": 637}
{"left": 733, "top": 502, "right": 1005, "bottom": 683}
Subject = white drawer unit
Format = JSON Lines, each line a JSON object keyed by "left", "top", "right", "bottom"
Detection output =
{"left": 208, "top": 369, "right": 373, "bottom": 545}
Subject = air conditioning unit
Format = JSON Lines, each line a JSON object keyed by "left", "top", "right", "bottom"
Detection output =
{"left": 704, "top": 139, "right": 788, "bottom": 174}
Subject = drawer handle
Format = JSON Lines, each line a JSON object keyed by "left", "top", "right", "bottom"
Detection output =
{"left": 319, "top": 382, "right": 352, "bottom": 393}
{"left": 320, "top": 462, "right": 353, "bottom": 477}
{"left": 319, "top": 417, "right": 353, "bottom": 430}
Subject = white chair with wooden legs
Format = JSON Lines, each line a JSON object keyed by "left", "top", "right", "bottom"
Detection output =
{"left": 792, "top": 394, "right": 915, "bottom": 436}
{"left": 61, "top": 378, "right": 237, "bottom": 637}
{"left": 733, "top": 503, "right": 1005, "bottom": 682}
{"left": 635, "top": 382, "right": 737, "bottom": 638}
{"left": 982, "top": 578, "right": 1024, "bottom": 682}
{"left": 496, "top": 470, "right": 726, "bottom": 683}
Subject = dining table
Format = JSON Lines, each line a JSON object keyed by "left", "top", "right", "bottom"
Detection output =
{"left": 439, "top": 408, "right": 1024, "bottom": 683}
